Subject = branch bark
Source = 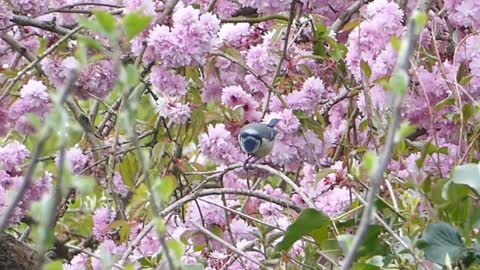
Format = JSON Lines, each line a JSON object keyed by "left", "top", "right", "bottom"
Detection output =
{"left": 118, "top": 187, "right": 301, "bottom": 265}
{"left": 331, "top": 0, "right": 372, "bottom": 34}
{"left": 11, "top": 15, "right": 78, "bottom": 37}
{"left": 340, "top": 1, "right": 432, "bottom": 269}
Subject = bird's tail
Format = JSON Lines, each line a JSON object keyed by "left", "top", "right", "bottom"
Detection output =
{"left": 267, "top": 118, "right": 281, "bottom": 128}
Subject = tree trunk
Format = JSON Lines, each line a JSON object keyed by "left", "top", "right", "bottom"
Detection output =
{"left": 0, "top": 232, "right": 41, "bottom": 270}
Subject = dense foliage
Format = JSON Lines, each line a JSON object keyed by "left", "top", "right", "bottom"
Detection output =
{"left": 1, "top": 0, "right": 480, "bottom": 269}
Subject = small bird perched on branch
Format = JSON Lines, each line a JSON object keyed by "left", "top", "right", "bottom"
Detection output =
{"left": 238, "top": 118, "right": 280, "bottom": 168}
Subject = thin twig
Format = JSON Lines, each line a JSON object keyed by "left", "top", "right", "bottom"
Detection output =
{"left": 155, "top": 0, "right": 181, "bottom": 24}
{"left": 0, "top": 33, "right": 37, "bottom": 64}
{"left": 252, "top": 164, "right": 316, "bottom": 209}
{"left": 190, "top": 221, "right": 271, "bottom": 269}
{"left": 64, "top": 244, "right": 124, "bottom": 270}
{"left": 206, "top": 0, "right": 218, "bottom": 12}
{"left": 220, "top": 14, "right": 289, "bottom": 24}
{"left": 0, "top": 26, "right": 82, "bottom": 102}
{"left": 46, "top": 2, "right": 123, "bottom": 14}
{"left": 212, "top": 51, "right": 288, "bottom": 108}
{"left": 118, "top": 188, "right": 301, "bottom": 265}
{"left": 11, "top": 15, "right": 79, "bottom": 37}
{"left": 197, "top": 197, "right": 339, "bottom": 266}
{"left": 0, "top": 69, "right": 79, "bottom": 230}
{"left": 261, "top": 0, "right": 298, "bottom": 119}
{"left": 340, "top": 1, "right": 432, "bottom": 268}
{"left": 331, "top": 0, "right": 372, "bottom": 34}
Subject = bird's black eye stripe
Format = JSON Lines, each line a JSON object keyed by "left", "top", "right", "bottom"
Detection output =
{"left": 240, "top": 133, "right": 262, "bottom": 140}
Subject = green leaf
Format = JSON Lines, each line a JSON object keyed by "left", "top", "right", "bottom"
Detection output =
{"left": 388, "top": 70, "right": 409, "bottom": 97}
{"left": 123, "top": 12, "right": 152, "bottom": 40}
{"left": 77, "top": 36, "right": 105, "bottom": 52}
{"left": 167, "top": 239, "right": 185, "bottom": 260}
{"left": 450, "top": 163, "right": 480, "bottom": 195}
{"left": 413, "top": 11, "right": 429, "bottom": 31}
{"left": 117, "top": 153, "right": 138, "bottom": 189}
{"left": 390, "top": 36, "right": 401, "bottom": 51}
{"left": 181, "top": 264, "right": 205, "bottom": 270}
{"left": 155, "top": 217, "right": 166, "bottom": 234}
{"left": 341, "top": 18, "right": 361, "bottom": 32}
{"left": 124, "top": 265, "right": 135, "bottom": 270}
{"left": 337, "top": 225, "right": 388, "bottom": 258}
{"left": 418, "top": 222, "right": 465, "bottom": 266}
{"left": 77, "top": 16, "right": 101, "bottom": 33}
{"left": 337, "top": 234, "right": 354, "bottom": 255}
{"left": 120, "top": 64, "right": 139, "bottom": 86}
{"left": 462, "top": 103, "right": 476, "bottom": 121}
{"left": 394, "top": 122, "right": 416, "bottom": 143}
{"left": 360, "top": 60, "right": 372, "bottom": 79}
{"left": 435, "top": 97, "right": 456, "bottom": 110}
{"left": 42, "top": 260, "right": 64, "bottom": 270}
{"left": 154, "top": 175, "right": 177, "bottom": 201}
{"left": 94, "top": 10, "right": 116, "bottom": 34}
{"left": 72, "top": 175, "right": 96, "bottom": 195}
{"left": 363, "top": 151, "right": 378, "bottom": 177}
{"left": 459, "top": 75, "right": 473, "bottom": 86}
{"left": 351, "top": 263, "right": 380, "bottom": 270}
{"left": 108, "top": 220, "right": 130, "bottom": 243}
{"left": 275, "top": 208, "right": 330, "bottom": 252}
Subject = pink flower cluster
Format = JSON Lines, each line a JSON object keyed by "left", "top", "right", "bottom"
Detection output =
{"left": 445, "top": 0, "right": 480, "bottom": 28}
{"left": 199, "top": 123, "right": 246, "bottom": 165}
{"left": 147, "top": 5, "right": 221, "bottom": 68}
{"left": 8, "top": 79, "right": 51, "bottom": 134}
{"left": 221, "top": 85, "right": 261, "bottom": 121}
{"left": 286, "top": 76, "right": 326, "bottom": 115}
{"left": 42, "top": 57, "right": 117, "bottom": 100}
{"left": 150, "top": 66, "right": 188, "bottom": 97}
{"left": 0, "top": 141, "right": 52, "bottom": 225}
{"left": 156, "top": 97, "right": 191, "bottom": 124}
{"left": 124, "top": 0, "right": 156, "bottom": 16}
{"left": 12, "top": 0, "right": 48, "bottom": 16}
{"left": 75, "top": 59, "right": 118, "bottom": 100}
{"left": 184, "top": 0, "right": 238, "bottom": 18}
{"left": 346, "top": 0, "right": 404, "bottom": 81}
{"left": 0, "top": 2, "right": 12, "bottom": 29}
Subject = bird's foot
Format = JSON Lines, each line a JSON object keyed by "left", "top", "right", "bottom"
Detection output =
{"left": 243, "top": 160, "right": 253, "bottom": 170}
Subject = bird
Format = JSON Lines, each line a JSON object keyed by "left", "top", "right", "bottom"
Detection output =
{"left": 238, "top": 118, "right": 281, "bottom": 167}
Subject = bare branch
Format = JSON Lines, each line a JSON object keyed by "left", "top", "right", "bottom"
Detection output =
{"left": 11, "top": 15, "right": 79, "bottom": 37}
{"left": 118, "top": 187, "right": 301, "bottom": 265}
{"left": 0, "top": 33, "right": 37, "bottom": 63}
{"left": 220, "top": 14, "right": 289, "bottom": 24}
{"left": 64, "top": 244, "right": 124, "bottom": 270}
{"left": 331, "top": 0, "right": 372, "bottom": 34}
{"left": 190, "top": 221, "right": 271, "bottom": 269}
{"left": 251, "top": 164, "right": 316, "bottom": 209}
{"left": 261, "top": 0, "right": 298, "bottom": 119}
{"left": 340, "top": 1, "right": 432, "bottom": 268}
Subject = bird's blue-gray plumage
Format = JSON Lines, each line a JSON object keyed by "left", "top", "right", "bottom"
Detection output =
{"left": 238, "top": 118, "right": 280, "bottom": 158}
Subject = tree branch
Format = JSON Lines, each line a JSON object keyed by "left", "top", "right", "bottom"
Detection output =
{"left": 331, "top": 0, "right": 372, "bottom": 34}
{"left": 261, "top": 0, "right": 298, "bottom": 119}
{"left": 220, "top": 14, "right": 289, "bottom": 24}
{"left": 118, "top": 187, "right": 301, "bottom": 265}
{"left": 11, "top": 15, "right": 79, "bottom": 37}
{"left": 0, "top": 33, "right": 37, "bottom": 63}
{"left": 190, "top": 221, "right": 270, "bottom": 269}
{"left": 251, "top": 164, "right": 316, "bottom": 209}
{"left": 340, "top": 1, "right": 432, "bottom": 268}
